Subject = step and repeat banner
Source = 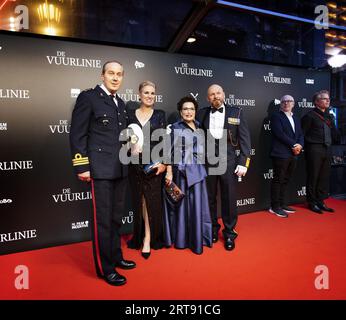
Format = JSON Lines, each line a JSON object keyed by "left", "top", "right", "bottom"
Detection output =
{"left": 0, "top": 33, "right": 330, "bottom": 254}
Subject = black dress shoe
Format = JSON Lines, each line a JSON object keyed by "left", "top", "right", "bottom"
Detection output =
{"left": 224, "top": 238, "right": 235, "bottom": 251}
{"left": 308, "top": 204, "right": 323, "bottom": 214}
{"left": 212, "top": 231, "right": 218, "bottom": 243}
{"left": 104, "top": 272, "right": 126, "bottom": 286}
{"left": 317, "top": 203, "right": 335, "bottom": 213}
{"left": 141, "top": 251, "right": 151, "bottom": 259}
{"left": 115, "top": 259, "right": 136, "bottom": 270}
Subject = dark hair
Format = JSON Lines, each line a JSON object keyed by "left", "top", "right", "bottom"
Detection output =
{"left": 177, "top": 96, "right": 198, "bottom": 112}
{"left": 102, "top": 60, "right": 124, "bottom": 75}
{"left": 312, "top": 90, "right": 330, "bottom": 104}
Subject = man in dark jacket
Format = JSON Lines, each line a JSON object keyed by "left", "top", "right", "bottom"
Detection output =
{"left": 269, "top": 95, "right": 304, "bottom": 218}
{"left": 301, "top": 90, "right": 337, "bottom": 214}
{"left": 70, "top": 61, "right": 136, "bottom": 286}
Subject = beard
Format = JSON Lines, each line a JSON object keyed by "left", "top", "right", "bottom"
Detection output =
{"left": 212, "top": 99, "right": 223, "bottom": 108}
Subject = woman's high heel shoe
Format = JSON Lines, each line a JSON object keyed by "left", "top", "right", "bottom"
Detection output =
{"left": 141, "top": 251, "right": 151, "bottom": 259}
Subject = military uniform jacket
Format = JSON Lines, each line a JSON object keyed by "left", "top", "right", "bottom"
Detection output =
{"left": 69, "top": 85, "right": 128, "bottom": 179}
{"left": 197, "top": 105, "right": 251, "bottom": 168}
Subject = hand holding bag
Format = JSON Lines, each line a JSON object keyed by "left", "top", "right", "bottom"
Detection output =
{"left": 143, "top": 161, "right": 161, "bottom": 175}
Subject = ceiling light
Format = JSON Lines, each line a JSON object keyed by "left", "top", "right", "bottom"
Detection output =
{"left": 328, "top": 54, "right": 346, "bottom": 68}
{"left": 326, "top": 31, "right": 337, "bottom": 38}
{"left": 327, "top": 2, "right": 337, "bottom": 9}
{"left": 187, "top": 35, "right": 196, "bottom": 43}
{"left": 325, "top": 46, "right": 342, "bottom": 55}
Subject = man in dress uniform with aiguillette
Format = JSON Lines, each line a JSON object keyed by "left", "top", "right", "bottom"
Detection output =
{"left": 197, "top": 84, "right": 251, "bottom": 251}
{"left": 69, "top": 60, "right": 136, "bottom": 286}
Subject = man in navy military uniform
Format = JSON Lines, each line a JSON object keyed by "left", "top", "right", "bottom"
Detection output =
{"left": 197, "top": 84, "right": 251, "bottom": 251}
{"left": 269, "top": 95, "right": 304, "bottom": 218}
{"left": 70, "top": 60, "right": 136, "bottom": 286}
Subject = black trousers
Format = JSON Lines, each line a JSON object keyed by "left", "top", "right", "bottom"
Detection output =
{"left": 270, "top": 156, "right": 297, "bottom": 209}
{"left": 206, "top": 161, "right": 238, "bottom": 240}
{"left": 90, "top": 178, "right": 127, "bottom": 276}
{"left": 305, "top": 144, "right": 331, "bottom": 206}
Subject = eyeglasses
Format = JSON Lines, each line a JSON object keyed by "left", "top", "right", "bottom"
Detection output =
{"left": 281, "top": 100, "right": 294, "bottom": 103}
{"left": 319, "top": 97, "right": 330, "bottom": 101}
{"left": 182, "top": 107, "right": 195, "bottom": 112}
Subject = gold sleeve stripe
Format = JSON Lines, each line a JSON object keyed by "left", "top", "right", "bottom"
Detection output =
{"left": 72, "top": 158, "right": 89, "bottom": 162}
{"left": 72, "top": 159, "right": 89, "bottom": 164}
{"left": 73, "top": 161, "right": 89, "bottom": 166}
{"left": 72, "top": 153, "right": 89, "bottom": 166}
{"left": 245, "top": 158, "right": 250, "bottom": 168}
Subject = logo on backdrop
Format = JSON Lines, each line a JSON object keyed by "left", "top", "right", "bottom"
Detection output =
{"left": 0, "top": 160, "right": 33, "bottom": 171}
{"left": 72, "top": 221, "right": 89, "bottom": 230}
{"left": 0, "top": 122, "right": 7, "bottom": 131}
{"left": 0, "top": 229, "right": 37, "bottom": 243}
{"left": 52, "top": 188, "right": 92, "bottom": 203}
{"left": 46, "top": 51, "right": 102, "bottom": 68}
{"left": 225, "top": 94, "right": 256, "bottom": 107}
{"left": 263, "top": 72, "right": 291, "bottom": 85}
{"left": 0, "top": 198, "right": 13, "bottom": 204}
{"left": 263, "top": 120, "right": 271, "bottom": 131}
{"left": 297, "top": 98, "right": 314, "bottom": 108}
{"left": 274, "top": 98, "right": 281, "bottom": 105}
{"left": 297, "top": 186, "right": 306, "bottom": 197}
{"left": 122, "top": 211, "right": 134, "bottom": 225}
{"left": 190, "top": 93, "right": 199, "bottom": 100}
{"left": 0, "top": 89, "right": 30, "bottom": 99}
{"left": 306, "top": 79, "right": 315, "bottom": 84}
{"left": 235, "top": 71, "right": 244, "bottom": 78}
{"left": 134, "top": 61, "right": 145, "bottom": 69}
{"left": 263, "top": 169, "right": 274, "bottom": 180}
{"left": 237, "top": 198, "right": 255, "bottom": 207}
{"left": 71, "top": 88, "right": 81, "bottom": 98}
{"left": 49, "top": 120, "right": 70, "bottom": 134}
{"left": 174, "top": 62, "right": 213, "bottom": 77}
{"left": 118, "top": 89, "right": 163, "bottom": 103}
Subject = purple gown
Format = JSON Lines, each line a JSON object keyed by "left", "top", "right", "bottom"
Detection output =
{"left": 163, "top": 120, "right": 212, "bottom": 254}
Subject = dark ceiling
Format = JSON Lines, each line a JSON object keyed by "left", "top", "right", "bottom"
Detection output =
{"left": 1, "top": 0, "right": 346, "bottom": 68}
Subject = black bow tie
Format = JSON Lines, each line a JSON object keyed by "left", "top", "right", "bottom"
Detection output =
{"left": 211, "top": 107, "right": 223, "bottom": 113}
{"left": 110, "top": 94, "right": 116, "bottom": 99}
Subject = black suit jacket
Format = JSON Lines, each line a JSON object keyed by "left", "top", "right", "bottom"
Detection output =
{"left": 270, "top": 110, "right": 304, "bottom": 158}
{"left": 197, "top": 105, "right": 251, "bottom": 168}
{"left": 70, "top": 85, "right": 128, "bottom": 179}
{"left": 301, "top": 107, "right": 338, "bottom": 145}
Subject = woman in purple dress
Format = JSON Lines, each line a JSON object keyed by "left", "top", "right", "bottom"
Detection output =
{"left": 164, "top": 96, "right": 212, "bottom": 254}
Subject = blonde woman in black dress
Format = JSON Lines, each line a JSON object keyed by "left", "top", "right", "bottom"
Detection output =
{"left": 127, "top": 81, "right": 167, "bottom": 258}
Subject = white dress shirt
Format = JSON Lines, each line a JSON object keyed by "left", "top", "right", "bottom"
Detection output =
{"left": 100, "top": 83, "right": 118, "bottom": 107}
{"left": 284, "top": 111, "right": 295, "bottom": 133}
{"left": 209, "top": 104, "right": 225, "bottom": 139}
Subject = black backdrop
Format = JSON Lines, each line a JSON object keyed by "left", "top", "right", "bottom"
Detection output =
{"left": 0, "top": 34, "right": 330, "bottom": 255}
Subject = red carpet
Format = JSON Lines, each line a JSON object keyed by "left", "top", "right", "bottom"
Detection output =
{"left": 1, "top": 199, "right": 345, "bottom": 300}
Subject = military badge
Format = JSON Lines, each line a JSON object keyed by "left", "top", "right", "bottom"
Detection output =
{"left": 228, "top": 117, "right": 240, "bottom": 125}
